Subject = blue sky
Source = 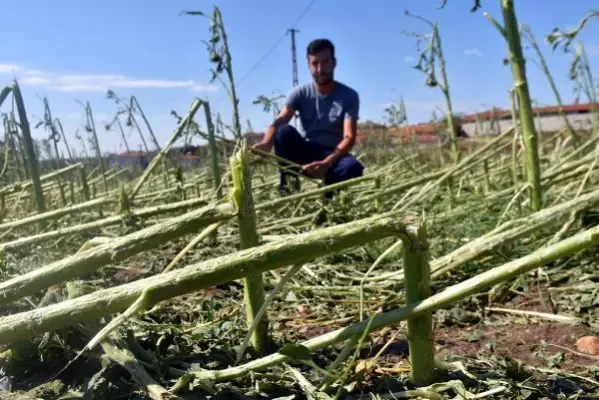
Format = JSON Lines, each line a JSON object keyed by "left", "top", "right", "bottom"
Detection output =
{"left": 1, "top": 0, "right": 598, "bottom": 155}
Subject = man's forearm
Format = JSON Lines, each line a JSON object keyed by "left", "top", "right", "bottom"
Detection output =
{"left": 262, "top": 124, "right": 277, "bottom": 146}
{"left": 261, "top": 112, "right": 292, "bottom": 146}
{"left": 323, "top": 137, "right": 355, "bottom": 166}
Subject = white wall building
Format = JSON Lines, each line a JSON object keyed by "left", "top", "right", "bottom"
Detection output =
{"left": 461, "top": 103, "right": 597, "bottom": 137}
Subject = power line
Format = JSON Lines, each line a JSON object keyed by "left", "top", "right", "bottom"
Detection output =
{"left": 235, "top": 36, "right": 287, "bottom": 87}
{"left": 237, "top": 0, "right": 316, "bottom": 86}
{"left": 290, "top": 0, "right": 317, "bottom": 29}
{"left": 213, "top": 0, "right": 317, "bottom": 105}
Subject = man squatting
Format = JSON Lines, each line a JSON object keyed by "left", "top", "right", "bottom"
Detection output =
{"left": 252, "top": 38, "right": 364, "bottom": 197}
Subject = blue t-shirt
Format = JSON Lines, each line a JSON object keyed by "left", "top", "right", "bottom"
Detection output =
{"left": 284, "top": 81, "right": 360, "bottom": 149}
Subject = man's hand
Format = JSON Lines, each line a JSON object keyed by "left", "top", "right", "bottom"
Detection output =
{"left": 301, "top": 160, "right": 331, "bottom": 179}
{"left": 253, "top": 105, "right": 296, "bottom": 155}
{"left": 252, "top": 140, "right": 273, "bottom": 154}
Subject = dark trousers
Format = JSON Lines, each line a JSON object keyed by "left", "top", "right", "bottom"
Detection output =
{"left": 274, "top": 124, "right": 364, "bottom": 195}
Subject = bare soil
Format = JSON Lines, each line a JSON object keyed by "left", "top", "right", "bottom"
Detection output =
{"left": 434, "top": 322, "right": 597, "bottom": 371}
{"left": 285, "top": 316, "right": 598, "bottom": 373}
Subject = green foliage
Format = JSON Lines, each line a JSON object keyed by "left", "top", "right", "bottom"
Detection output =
{"left": 253, "top": 93, "right": 285, "bottom": 117}
{"left": 383, "top": 97, "right": 408, "bottom": 126}
{"left": 279, "top": 343, "right": 313, "bottom": 362}
{"left": 181, "top": 7, "right": 228, "bottom": 84}
{"left": 437, "top": 0, "right": 482, "bottom": 12}
{"left": 546, "top": 10, "right": 599, "bottom": 52}
{"left": 4, "top": 3, "right": 599, "bottom": 399}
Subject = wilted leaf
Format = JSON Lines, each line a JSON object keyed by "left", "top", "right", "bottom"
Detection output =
{"left": 355, "top": 359, "right": 377, "bottom": 375}
{"left": 425, "top": 76, "right": 438, "bottom": 88}
{"left": 209, "top": 51, "right": 221, "bottom": 64}
{"left": 210, "top": 31, "right": 221, "bottom": 44}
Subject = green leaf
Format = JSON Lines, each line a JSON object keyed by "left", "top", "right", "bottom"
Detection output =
{"left": 209, "top": 50, "right": 221, "bottom": 64}
{"left": 182, "top": 10, "right": 205, "bottom": 16}
{"left": 279, "top": 343, "right": 313, "bottom": 362}
{"left": 191, "top": 325, "right": 213, "bottom": 340}
{"left": 210, "top": 31, "right": 221, "bottom": 44}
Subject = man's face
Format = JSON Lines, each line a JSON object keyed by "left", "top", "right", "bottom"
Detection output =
{"left": 308, "top": 49, "right": 335, "bottom": 85}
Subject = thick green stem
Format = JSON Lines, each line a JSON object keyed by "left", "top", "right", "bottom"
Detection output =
{"left": 11, "top": 81, "right": 45, "bottom": 213}
{"left": 0, "top": 162, "right": 82, "bottom": 196}
{"left": 360, "top": 127, "right": 514, "bottom": 205}
{"left": 576, "top": 42, "right": 599, "bottom": 127}
{"left": 130, "top": 98, "right": 203, "bottom": 199}
{"left": 492, "top": 0, "right": 543, "bottom": 210}
{"left": 434, "top": 24, "right": 459, "bottom": 161}
{"left": 204, "top": 101, "right": 222, "bottom": 200}
{"left": 113, "top": 117, "right": 132, "bottom": 155}
{"left": 521, "top": 24, "right": 578, "bottom": 146}
{"left": 195, "top": 222, "right": 599, "bottom": 383}
{"left": 0, "top": 86, "right": 11, "bottom": 107}
{"left": 0, "top": 213, "right": 404, "bottom": 346}
{"left": 215, "top": 7, "right": 242, "bottom": 140}
{"left": 131, "top": 96, "right": 161, "bottom": 152}
{"left": 509, "top": 89, "right": 522, "bottom": 186}
{"left": 230, "top": 142, "right": 267, "bottom": 354}
{"left": 79, "top": 165, "right": 91, "bottom": 201}
{"left": 402, "top": 225, "right": 435, "bottom": 386}
{"left": 0, "top": 201, "right": 236, "bottom": 304}
{"left": 0, "top": 196, "right": 112, "bottom": 232}
{"left": 53, "top": 118, "right": 73, "bottom": 159}
{"left": 85, "top": 102, "right": 109, "bottom": 193}
{"left": 0, "top": 197, "right": 212, "bottom": 253}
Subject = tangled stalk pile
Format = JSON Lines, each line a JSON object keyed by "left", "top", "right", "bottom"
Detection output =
{"left": 0, "top": 118, "right": 597, "bottom": 399}
{"left": 0, "top": 3, "right": 598, "bottom": 399}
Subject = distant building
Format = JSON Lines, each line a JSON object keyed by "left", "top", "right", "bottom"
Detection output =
{"left": 355, "top": 102, "right": 598, "bottom": 150}
{"left": 107, "top": 146, "right": 202, "bottom": 171}
{"left": 461, "top": 102, "right": 597, "bottom": 136}
{"left": 357, "top": 126, "right": 439, "bottom": 148}
{"left": 107, "top": 151, "right": 149, "bottom": 169}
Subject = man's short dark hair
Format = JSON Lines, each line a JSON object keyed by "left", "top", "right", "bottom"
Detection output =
{"left": 307, "top": 39, "right": 335, "bottom": 58}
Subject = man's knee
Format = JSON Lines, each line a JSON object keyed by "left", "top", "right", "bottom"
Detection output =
{"left": 337, "top": 156, "right": 364, "bottom": 178}
{"left": 274, "top": 124, "right": 301, "bottom": 150}
{"left": 326, "top": 156, "right": 364, "bottom": 184}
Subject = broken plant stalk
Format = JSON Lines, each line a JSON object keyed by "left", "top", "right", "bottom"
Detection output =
{"left": 0, "top": 201, "right": 237, "bottom": 305}
{"left": 402, "top": 224, "right": 435, "bottom": 386}
{"left": 0, "top": 212, "right": 405, "bottom": 346}
{"left": 230, "top": 141, "right": 268, "bottom": 354}
{"left": 189, "top": 222, "right": 599, "bottom": 383}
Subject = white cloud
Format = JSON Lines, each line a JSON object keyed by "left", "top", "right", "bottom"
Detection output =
{"left": 191, "top": 83, "right": 218, "bottom": 92}
{"left": 0, "top": 62, "right": 217, "bottom": 93}
{"left": 404, "top": 56, "right": 415, "bottom": 63}
{"left": 464, "top": 48, "right": 483, "bottom": 57}
{"left": 0, "top": 63, "right": 21, "bottom": 73}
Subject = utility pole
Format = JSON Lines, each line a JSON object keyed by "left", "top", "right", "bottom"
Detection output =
{"left": 287, "top": 28, "right": 300, "bottom": 129}
{"left": 287, "top": 28, "right": 299, "bottom": 87}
